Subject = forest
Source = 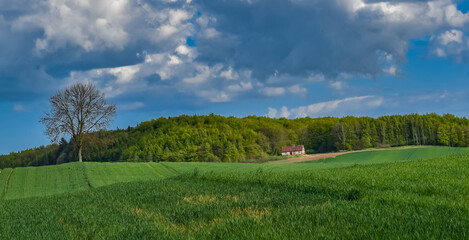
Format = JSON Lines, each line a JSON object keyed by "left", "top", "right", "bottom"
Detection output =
{"left": 1, "top": 113, "right": 469, "bottom": 168}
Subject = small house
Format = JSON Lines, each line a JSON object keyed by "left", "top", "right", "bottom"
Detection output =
{"left": 281, "top": 145, "right": 305, "bottom": 156}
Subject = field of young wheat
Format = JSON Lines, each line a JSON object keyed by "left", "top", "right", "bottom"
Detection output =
{"left": 0, "top": 147, "right": 468, "bottom": 239}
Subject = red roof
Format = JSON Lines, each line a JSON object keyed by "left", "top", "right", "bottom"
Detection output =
{"left": 282, "top": 145, "right": 304, "bottom": 152}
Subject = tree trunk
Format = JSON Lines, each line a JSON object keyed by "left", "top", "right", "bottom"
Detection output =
{"left": 78, "top": 146, "right": 83, "bottom": 163}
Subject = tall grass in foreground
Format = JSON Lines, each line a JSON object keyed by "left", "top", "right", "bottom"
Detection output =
{"left": 0, "top": 154, "right": 468, "bottom": 239}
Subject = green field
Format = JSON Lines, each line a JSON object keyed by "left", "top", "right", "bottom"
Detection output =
{"left": 0, "top": 168, "right": 12, "bottom": 199}
{"left": 5, "top": 163, "right": 89, "bottom": 199}
{"left": 303, "top": 146, "right": 469, "bottom": 167}
{"left": 1, "top": 146, "right": 469, "bottom": 238}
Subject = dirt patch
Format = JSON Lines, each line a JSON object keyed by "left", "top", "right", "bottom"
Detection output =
{"left": 183, "top": 195, "right": 217, "bottom": 205}
{"left": 268, "top": 146, "right": 428, "bottom": 164}
{"left": 230, "top": 207, "right": 271, "bottom": 220}
{"left": 268, "top": 152, "right": 349, "bottom": 164}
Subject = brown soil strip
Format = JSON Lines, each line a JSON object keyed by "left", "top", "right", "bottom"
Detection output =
{"left": 268, "top": 152, "right": 349, "bottom": 164}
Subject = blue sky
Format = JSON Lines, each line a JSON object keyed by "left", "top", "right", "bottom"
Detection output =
{"left": 1, "top": 0, "right": 469, "bottom": 154}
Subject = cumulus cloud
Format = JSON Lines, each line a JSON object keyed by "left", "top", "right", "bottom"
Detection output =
{"left": 2, "top": 0, "right": 469, "bottom": 109}
{"left": 430, "top": 29, "right": 469, "bottom": 61}
{"left": 267, "top": 107, "right": 278, "bottom": 118}
{"left": 194, "top": 0, "right": 469, "bottom": 80}
{"left": 268, "top": 96, "right": 384, "bottom": 118}
{"left": 288, "top": 85, "right": 307, "bottom": 95}
{"left": 14, "top": 0, "right": 132, "bottom": 53}
{"left": 260, "top": 87, "right": 285, "bottom": 97}
{"left": 220, "top": 67, "right": 239, "bottom": 80}
{"left": 12, "top": 0, "right": 196, "bottom": 54}
{"left": 108, "top": 65, "right": 141, "bottom": 84}
{"left": 328, "top": 81, "right": 346, "bottom": 91}
{"left": 66, "top": 47, "right": 258, "bottom": 103}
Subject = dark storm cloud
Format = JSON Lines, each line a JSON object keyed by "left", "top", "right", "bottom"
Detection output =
{"left": 192, "top": 0, "right": 468, "bottom": 79}
{"left": 0, "top": 0, "right": 468, "bottom": 105}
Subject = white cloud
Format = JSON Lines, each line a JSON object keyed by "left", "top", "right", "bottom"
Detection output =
{"left": 197, "top": 90, "right": 230, "bottom": 102}
{"left": 176, "top": 45, "right": 190, "bottom": 55}
{"left": 288, "top": 85, "right": 307, "bottom": 94}
{"left": 328, "top": 81, "right": 345, "bottom": 90}
{"left": 12, "top": 0, "right": 196, "bottom": 54}
{"left": 14, "top": 0, "right": 134, "bottom": 53}
{"left": 13, "top": 104, "right": 25, "bottom": 112}
{"left": 108, "top": 65, "right": 141, "bottom": 84}
{"left": 260, "top": 87, "right": 285, "bottom": 97}
{"left": 366, "top": 97, "right": 384, "bottom": 108}
{"left": 268, "top": 96, "right": 384, "bottom": 118}
{"left": 220, "top": 67, "right": 239, "bottom": 80}
{"left": 438, "top": 29, "right": 463, "bottom": 45}
{"left": 308, "top": 73, "right": 326, "bottom": 83}
{"left": 267, "top": 107, "right": 278, "bottom": 118}
{"left": 183, "top": 64, "right": 211, "bottom": 84}
{"left": 200, "top": 28, "right": 220, "bottom": 39}
{"left": 168, "top": 9, "right": 191, "bottom": 26}
{"left": 194, "top": 0, "right": 469, "bottom": 80}
{"left": 119, "top": 101, "right": 144, "bottom": 111}
{"left": 145, "top": 53, "right": 165, "bottom": 64}
{"left": 66, "top": 49, "right": 261, "bottom": 103}
{"left": 196, "top": 15, "right": 215, "bottom": 28}
{"left": 435, "top": 48, "right": 446, "bottom": 57}
{"left": 279, "top": 106, "right": 290, "bottom": 118}
{"left": 5, "top": 0, "right": 469, "bottom": 109}
{"left": 430, "top": 29, "right": 469, "bottom": 61}
{"left": 384, "top": 65, "right": 397, "bottom": 76}
{"left": 168, "top": 55, "right": 182, "bottom": 65}
{"left": 226, "top": 82, "right": 253, "bottom": 92}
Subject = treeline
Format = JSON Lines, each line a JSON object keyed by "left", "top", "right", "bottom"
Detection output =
{"left": 1, "top": 113, "right": 469, "bottom": 168}
{"left": 0, "top": 138, "right": 75, "bottom": 169}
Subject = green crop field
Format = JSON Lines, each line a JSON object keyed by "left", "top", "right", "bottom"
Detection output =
{"left": 0, "top": 168, "right": 12, "bottom": 199}
{"left": 84, "top": 162, "right": 166, "bottom": 188}
{"left": 302, "top": 146, "right": 469, "bottom": 168}
{"left": 1, "top": 146, "right": 469, "bottom": 239}
{"left": 4, "top": 163, "right": 89, "bottom": 199}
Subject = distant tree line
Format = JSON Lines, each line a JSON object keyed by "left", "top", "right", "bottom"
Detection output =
{"left": 2, "top": 113, "right": 469, "bottom": 168}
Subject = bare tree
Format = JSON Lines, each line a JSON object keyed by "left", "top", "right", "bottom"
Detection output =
{"left": 40, "top": 82, "right": 116, "bottom": 162}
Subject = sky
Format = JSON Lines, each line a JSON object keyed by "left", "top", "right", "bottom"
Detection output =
{"left": 1, "top": 0, "right": 469, "bottom": 154}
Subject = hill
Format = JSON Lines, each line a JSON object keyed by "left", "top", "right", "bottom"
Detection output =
{"left": 0, "top": 147, "right": 469, "bottom": 238}
{"left": 2, "top": 113, "right": 469, "bottom": 169}
{"left": 0, "top": 146, "right": 467, "bottom": 199}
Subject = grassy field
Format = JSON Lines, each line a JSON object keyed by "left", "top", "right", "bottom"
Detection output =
{"left": 301, "top": 146, "right": 469, "bottom": 167}
{"left": 84, "top": 162, "right": 167, "bottom": 188}
{"left": 0, "top": 146, "right": 469, "bottom": 238}
{"left": 1, "top": 146, "right": 467, "bottom": 200}
{"left": 5, "top": 163, "right": 89, "bottom": 199}
{"left": 0, "top": 168, "right": 12, "bottom": 199}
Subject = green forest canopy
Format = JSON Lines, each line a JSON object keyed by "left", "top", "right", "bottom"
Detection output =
{"left": 1, "top": 113, "right": 469, "bottom": 168}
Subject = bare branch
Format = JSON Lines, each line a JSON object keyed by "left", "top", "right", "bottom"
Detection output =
{"left": 39, "top": 82, "right": 116, "bottom": 162}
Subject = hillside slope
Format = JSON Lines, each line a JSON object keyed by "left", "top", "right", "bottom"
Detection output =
{"left": 0, "top": 151, "right": 468, "bottom": 238}
{"left": 301, "top": 146, "right": 469, "bottom": 166}
{"left": 1, "top": 146, "right": 468, "bottom": 200}
{"left": 2, "top": 113, "right": 469, "bottom": 168}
